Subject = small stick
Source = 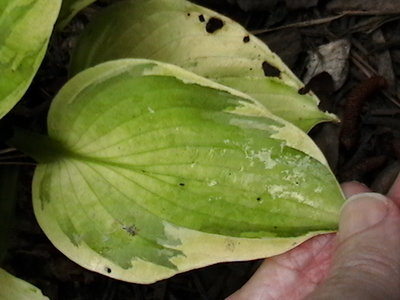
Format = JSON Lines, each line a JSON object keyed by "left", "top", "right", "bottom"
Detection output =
{"left": 0, "top": 148, "right": 17, "bottom": 155}
{"left": 252, "top": 10, "right": 400, "bottom": 35}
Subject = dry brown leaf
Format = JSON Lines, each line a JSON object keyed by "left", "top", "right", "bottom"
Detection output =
{"left": 304, "top": 39, "right": 351, "bottom": 91}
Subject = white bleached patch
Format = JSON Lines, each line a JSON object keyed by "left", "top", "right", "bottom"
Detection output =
{"left": 207, "top": 180, "right": 218, "bottom": 187}
{"left": 243, "top": 146, "right": 277, "bottom": 169}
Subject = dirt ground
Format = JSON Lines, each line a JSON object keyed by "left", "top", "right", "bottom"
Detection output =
{"left": 1, "top": 0, "right": 400, "bottom": 299}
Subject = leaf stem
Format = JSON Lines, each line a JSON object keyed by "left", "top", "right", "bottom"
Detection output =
{"left": 6, "top": 127, "right": 66, "bottom": 163}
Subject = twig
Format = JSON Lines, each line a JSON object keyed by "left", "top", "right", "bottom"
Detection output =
{"left": 357, "top": 16, "right": 400, "bottom": 34}
{"left": 350, "top": 51, "right": 377, "bottom": 78}
{"left": 252, "top": 10, "right": 400, "bottom": 34}
{"left": 252, "top": 14, "right": 344, "bottom": 34}
{"left": 0, "top": 148, "right": 17, "bottom": 155}
{"left": 382, "top": 91, "right": 400, "bottom": 108}
{"left": 351, "top": 39, "right": 370, "bottom": 57}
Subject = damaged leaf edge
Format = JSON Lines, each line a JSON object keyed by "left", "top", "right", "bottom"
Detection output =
{"left": 33, "top": 58, "right": 344, "bottom": 283}
{"left": 33, "top": 178, "right": 332, "bottom": 284}
{"left": 51, "top": 58, "right": 329, "bottom": 166}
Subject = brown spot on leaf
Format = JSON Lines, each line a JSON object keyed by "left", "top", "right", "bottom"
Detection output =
{"left": 206, "top": 17, "right": 224, "bottom": 33}
{"left": 123, "top": 225, "right": 138, "bottom": 236}
{"left": 262, "top": 61, "right": 280, "bottom": 77}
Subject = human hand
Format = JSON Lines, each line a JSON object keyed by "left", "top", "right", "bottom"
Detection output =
{"left": 227, "top": 175, "right": 400, "bottom": 300}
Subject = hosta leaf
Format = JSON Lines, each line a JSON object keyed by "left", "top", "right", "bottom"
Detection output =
{"left": 0, "top": 0, "right": 61, "bottom": 119}
{"left": 70, "top": 0, "right": 337, "bottom": 132}
{"left": 31, "top": 59, "right": 345, "bottom": 283}
{"left": 0, "top": 268, "right": 49, "bottom": 300}
{"left": 57, "top": 0, "right": 97, "bottom": 29}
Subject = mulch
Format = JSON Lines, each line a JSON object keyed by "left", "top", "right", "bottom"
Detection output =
{"left": 1, "top": 0, "right": 400, "bottom": 299}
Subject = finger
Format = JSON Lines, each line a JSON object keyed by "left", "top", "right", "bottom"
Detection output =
{"left": 387, "top": 172, "right": 400, "bottom": 207}
{"left": 308, "top": 193, "right": 400, "bottom": 299}
{"left": 226, "top": 234, "right": 336, "bottom": 300}
{"left": 340, "top": 181, "right": 370, "bottom": 198}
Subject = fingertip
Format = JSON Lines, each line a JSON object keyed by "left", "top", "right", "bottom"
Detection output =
{"left": 341, "top": 181, "right": 371, "bottom": 198}
{"left": 339, "top": 193, "right": 389, "bottom": 241}
{"left": 309, "top": 192, "right": 400, "bottom": 300}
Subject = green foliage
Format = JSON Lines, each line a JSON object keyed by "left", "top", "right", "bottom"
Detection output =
{"left": 57, "top": 0, "right": 97, "bottom": 29}
{"left": 0, "top": 0, "right": 346, "bottom": 285}
{"left": 70, "top": 0, "right": 337, "bottom": 132}
{"left": 28, "top": 59, "right": 345, "bottom": 283}
{"left": 0, "top": 0, "right": 61, "bottom": 119}
{"left": 0, "top": 268, "right": 49, "bottom": 300}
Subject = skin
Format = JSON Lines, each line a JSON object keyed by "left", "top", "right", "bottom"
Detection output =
{"left": 227, "top": 174, "right": 400, "bottom": 300}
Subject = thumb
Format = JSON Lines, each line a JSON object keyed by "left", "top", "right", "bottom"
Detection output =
{"left": 308, "top": 193, "right": 400, "bottom": 300}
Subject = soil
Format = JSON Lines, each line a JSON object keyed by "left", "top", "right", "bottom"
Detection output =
{"left": 1, "top": 0, "right": 400, "bottom": 299}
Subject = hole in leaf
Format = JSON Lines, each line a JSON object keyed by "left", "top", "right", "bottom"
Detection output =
{"left": 187, "top": 12, "right": 191, "bottom": 16}
{"left": 105, "top": 267, "right": 112, "bottom": 273}
{"left": 243, "top": 35, "right": 250, "bottom": 43}
{"left": 262, "top": 61, "right": 281, "bottom": 77}
{"left": 298, "top": 87, "right": 308, "bottom": 95}
{"left": 298, "top": 71, "right": 334, "bottom": 95}
{"left": 179, "top": 183, "right": 185, "bottom": 186}
{"left": 198, "top": 14, "right": 205, "bottom": 22}
{"left": 256, "top": 197, "right": 262, "bottom": 201}
{"left": 206, "top": 17, "right": 224, "bottom": 33}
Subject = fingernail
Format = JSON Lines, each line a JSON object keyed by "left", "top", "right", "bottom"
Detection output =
{"left": 339, "top": 193, "right": 389, "bottom": 241}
